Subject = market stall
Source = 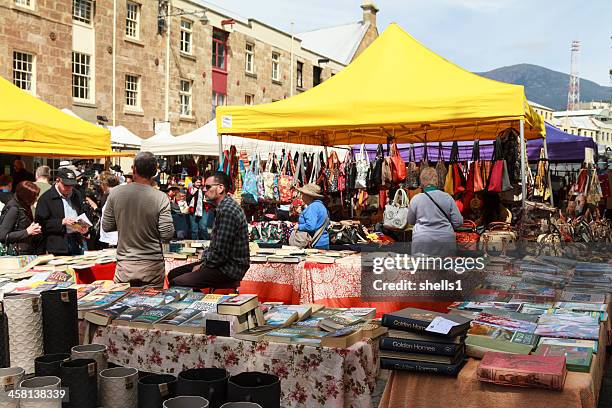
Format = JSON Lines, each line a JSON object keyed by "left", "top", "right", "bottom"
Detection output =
{"left": 0, "top": 77, "right": 119, "bottom": 157}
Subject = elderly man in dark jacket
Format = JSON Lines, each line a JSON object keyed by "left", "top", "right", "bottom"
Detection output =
{"left": 35, "top": 168, "right": 89, "bottom": 255}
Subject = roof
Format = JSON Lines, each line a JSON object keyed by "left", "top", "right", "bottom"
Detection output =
{"left": 0, "top": 76, "right": 116, "bottom": 157}
{"left": 298, "top": 21, "right": 370, "bottom": 65}
{"left": 554, "top": 116, "right": 600, "bottom": 131}
{"left": 553, "top": 109, "right": 607, "bottom": 117}
{"left": 217, "top": 24, "right": 544, "bottom": 144}
{"left": 527, "top": 100, "right": 553, "bottom": 111}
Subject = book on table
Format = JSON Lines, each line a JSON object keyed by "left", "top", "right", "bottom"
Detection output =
{"left": 465, "top": 322, "right": 539, "bottom": 357}
{"left": 476, "top": 351, "right": 567, "bottom": 390}
{"left": 379, "top": 356, "right": 466, "bottom": 376}
{"left": 128, "top": 306, "right": 178, "bottom": 328}
{"left": 320, "top": 326, "right": 364, "bottom": 348}
{"left": 264, "top": 309, "right": 299, "bottom": 327}
{"left": 216, "top": 294, "right": 258, "bottom": 316}
{"left": 154, "top": 308, "right": 203, "bottom": 331}
{"left": 264, "top": 327, "right": 329, "bottom": 344}
{"left": 534, "top": 344, "right": 593, "bottom": 373}
{"left": 112, "top": 306, "right": 149, "bottom": 325}
{"left": 380, "top": 347, "right": 465, "bottom": 365}
{"left": 537, "top": 337, "right": 598, "bottom": 354}
{"left": 382, "top": 307, "right": 471, "bottom": 337}
{"left": 380, "top": 330, "right": 465, "bottom": 356}
{"left": 234, "top": 325, "right": 277, "bottom": 341}
{"left": 319, "top": 313, "right": 364, "bottom": 332}
{"left": 84, "top": 303, "right": 133, "bottom": 326}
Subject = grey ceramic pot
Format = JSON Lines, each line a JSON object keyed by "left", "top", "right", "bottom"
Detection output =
{"left": 18, "top": 376, "right": 62, "bottom": 408}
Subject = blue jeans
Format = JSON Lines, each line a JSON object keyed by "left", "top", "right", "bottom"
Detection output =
{"left": 190, "top": 213, "right": 210, "bottom": 240}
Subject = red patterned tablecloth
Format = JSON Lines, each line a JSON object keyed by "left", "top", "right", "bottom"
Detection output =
{"left": 93, "top": 324, "right": 379, "bottom": 408}
{"left": 166, "top": 255, "right": 450, "bottom": 316}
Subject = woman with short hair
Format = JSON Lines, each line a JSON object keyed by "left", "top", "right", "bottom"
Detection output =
{"left": 407, "top": 167, "right": 463, "bottom": 255}
{"left": 0, "top": 181, "right": 41, "bottom": 254}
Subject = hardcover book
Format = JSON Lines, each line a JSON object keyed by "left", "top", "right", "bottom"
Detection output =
{"left": 476, "top": 352, "right": 567, "bottom": 390}
{"left": 380, "top": 356, "right": 466, "bottom": 376}
{"left": 537, "top": 337, "right": 598, "bottom": 354}
{"left": 382, "top": 308, "right": 471, "bottom": 337}
{"left": 467, "top": 322, "right": 538, "bottom": 354}
{"left": 380, "top": 330, "right": 464, "bottom": 356}
{"left": 534, "top": 313, "right": 600, "bottom": 340}
{"left": 534, "top": 345, "right": 593, "bottom": 373}
{"left": 379, "top": 348, "right": 464, "bottom": 365}
{"left": 216, "top": 294, "right": 258, "bottom": 316}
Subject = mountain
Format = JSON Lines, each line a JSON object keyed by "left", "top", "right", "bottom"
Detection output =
{"left": 477, "top": 64, "right": 611, "bottom": 111}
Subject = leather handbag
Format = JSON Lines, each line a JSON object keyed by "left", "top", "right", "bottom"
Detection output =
{"left": 479, "top": 222, "right": 517, "bottom": 254}
{"left": 435, "top": 142, "right": 447, "bottom": 190}
{"left": 369, "top": 144, "right": 384, "bottom": 188}
{"left": 383, "top": 188, "right": 410, "bottom": 230}
{"left": 389, "top": 143, "right": 407, "bottom": 183}
{"left": 488, "top": 136, "right": 512, "bottom": 193}
{"left": 355, "top": 143, "right": 370, "bottom": 189}
{"left": 455, "top": 220, "right": 480, "bottom": 251}
{"left": 405, "top": 145, "right": 420, "bottom": 189}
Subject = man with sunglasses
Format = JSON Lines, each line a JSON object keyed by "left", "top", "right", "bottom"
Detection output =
{"left": 168, "top": 171, "right": 249, "bottom": 288}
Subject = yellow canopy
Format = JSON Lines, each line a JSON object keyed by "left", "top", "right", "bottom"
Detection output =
{"left": 0, "top": 76, "right": 120, "bottom": 157}
{"left": 217, "top": 23, "right": 544, "bottom": 145}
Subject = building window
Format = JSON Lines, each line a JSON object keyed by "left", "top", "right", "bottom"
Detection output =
{"left": 212, "top": 30, "right": 227, "bottom": 70}
{"left": 180, "top": 20, "right": 192, "bottom": 54}
{"left": 125, "top": 1, "right": 140, "bottom": 39}
{"left": 72, "top": 52, "right": 91, "bottom": 100}
{"left": 179, "top": 79, "right": 192, "bottom": 117}
{"left": 313, "top": 66, "right": 322, "bottom": 87}
{"left": 73, "top": 0, "right": 93, "bottom": 24}
{"left": 13, "top": 51, "right": 34, "bottom": 93}
{"left": 14, "top": 0, "right": 34, "bottom": 9}
{"left": 245, "top": 93, "right": 254, "bottom": 105}
{"left": 245, "top": 43, "right": 254, "bottom": 73}
{"left": 271, "top": 52, "right": 280, "bottom": 81}
{"left": 125, "top": 74, "right": 140, "bottom": 109}
{"left": 296, "top": 61, "right": 303, "bottom": 88}
{"left": 212, "top": 91, "right": 226, "bottom": 117}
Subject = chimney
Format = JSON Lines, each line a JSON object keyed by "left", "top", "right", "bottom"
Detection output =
{"left": 361, "top": 1, "right": 379, "bottom": 27}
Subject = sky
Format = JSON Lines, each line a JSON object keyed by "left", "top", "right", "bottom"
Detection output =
{"left": 210, "top": 0, "right": 611, "bottom": 86}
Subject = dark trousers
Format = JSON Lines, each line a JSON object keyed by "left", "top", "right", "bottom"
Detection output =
{"left": 168, "top": 261, "right": 235, "bottom": 289}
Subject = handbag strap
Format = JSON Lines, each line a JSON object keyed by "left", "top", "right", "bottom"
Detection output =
{"left": 422, "top": 142, "right": 429, "bottom": 163}
{"left": 437, "top": 142, "right": 444, "bottom": 162}
{"left": 471, "top": 140, "right": 480, "bottom": 162}
{"left": 422, "top": 191, "right": 452, "bottom": 224}
{"left": 393, "top": 188, "right": 409, "bottom": 207}
{"left": 309, "top": 210, "right": 330, "bottom": 248}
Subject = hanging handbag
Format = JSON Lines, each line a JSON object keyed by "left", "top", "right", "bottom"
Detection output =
{"left": 383, "top": 188, "right": 410, "bottom": 230}
{"left": 449, "top": 141, "right": 466, "bottom": 194}
{"left": 420, "top": 143, "right": 430, "bottom": 170}
{"left": 479, "top": 222, "right": 517, "bottom": 254}
{"left": 0, "top": 206, "right": 21, "bottom": 256}
{"left": 405, "top": 145, "right": 420, "bottom": 189}
{"left": 325, "top": 151, "right": 340, "bottom": 193}
{"left": 279, "top": 151, "right": 295, "bottom": 204}
{"left": 389, "top": 143, "right": 407, "bottom": 183}
{"left": 355, "top": 144, "right": 370, "bottom": 189}
{"left": 262, "top": 153, "right": 278, "bottom": 201}
{"left": 435, "top": 142, "right": 447, "bottom": 190}
{"left": 471, "top": 141, "right": 484, "bottom": 192}
{"left": 487, "top": 136, "right": 510, "bottom": 193}
{"left": 369, "top": 144, "right": 384, "bottom": 188}
{"left": 455, "top": 220, "right": 480, "bottom": 251}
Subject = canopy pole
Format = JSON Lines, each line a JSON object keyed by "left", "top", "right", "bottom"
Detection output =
{"left": 218, "top": 133, "right": 223, "bottom": 161}
{"left": 520, "top": 119, "right": 526, "bottom": 209}
{"left": 542, "top": 137, "right": 554, "bottom": 207}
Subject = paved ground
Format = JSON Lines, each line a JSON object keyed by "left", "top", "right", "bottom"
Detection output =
{"left": 372, "top": 347, "right": 612, "bottom": 408}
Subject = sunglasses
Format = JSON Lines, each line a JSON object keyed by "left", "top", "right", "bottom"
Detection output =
{"left": 203, "top": 183, "right": 222, "bottom": 190}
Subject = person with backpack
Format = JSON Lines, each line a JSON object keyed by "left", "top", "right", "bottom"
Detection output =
{"left": 0, "top": 181, "right": 41, "bottom": 255}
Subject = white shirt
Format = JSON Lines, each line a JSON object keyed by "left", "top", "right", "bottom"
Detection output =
{"left": 99, "top": 203, "right": 118, "bottom": 245}
{"left": 56, "top": 185, "right": 79, "bottom": 234}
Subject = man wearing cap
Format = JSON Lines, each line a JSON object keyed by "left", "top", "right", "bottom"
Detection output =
{"left": 290, "top": 183, "right": 330, "bottom": 249}
{"left": 35, "top": 168, "right": 89, "bottom": 255}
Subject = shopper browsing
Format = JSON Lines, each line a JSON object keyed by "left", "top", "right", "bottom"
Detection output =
{"left": 0, "top": 181, "right": 41, "bottom": 254}
{"left": 407, "top": 167, "right": 463, "bottom": 256}
{"left": 169, "top": 171, "right": 249, "bottom": 289}
{"left": 103, "top": 152, "right": 174, "bottom": 287}
{"left": 35, "top": 168, "right": 89, "bottom": 255}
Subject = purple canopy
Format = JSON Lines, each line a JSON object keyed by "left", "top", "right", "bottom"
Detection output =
{"left": 353, "top": 123, "right": 596, "bottom": 163}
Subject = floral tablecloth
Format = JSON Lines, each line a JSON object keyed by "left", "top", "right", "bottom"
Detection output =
{"left": 93, "top": 324, "right": 379, "bottom": 408}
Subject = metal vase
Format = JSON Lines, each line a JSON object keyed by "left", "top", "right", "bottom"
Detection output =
{"left": 4, "top": 294, "right": 44, "bottom": 374}
{"left": 18, "top": 376, "right": 62, "bottom": 408}
{"left": 0, "top": 367, "right": 24, "bottom": 408}
{"left": 227, "top": 372, "right": 280, "bottom": 408}
{"left": 177, "top": 368, "right": 229, "bottom": 408}
{"left": 99, "top": 367, "right": 139, "bottom": 408}
{"left": 59, "top": 358, "right": 97, "bottom": 408}
{"left": 70, "top": 344, "right": 107, "bottom": 376}
{"left": 163, "top": 396, "right": 209, "bottom": 408}
{"left": 137, "top": 374, "right": 177, "bottom": 408}
{"left": 34, "top": 353, "right": 70, "bottom": 378}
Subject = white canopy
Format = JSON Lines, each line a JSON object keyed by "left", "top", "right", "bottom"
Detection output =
{"left": 108, "top": 125, "right": 142, "bottom": 148}
{"left": 140, "top": 120, "right": 348, "bottom": 159}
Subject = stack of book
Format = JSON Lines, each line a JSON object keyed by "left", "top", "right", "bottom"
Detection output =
{"left": 379, "top": 307, "right": 471, "bottom": 376}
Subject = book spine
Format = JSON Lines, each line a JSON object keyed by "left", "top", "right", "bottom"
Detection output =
{"left": 381, "top": 314, "right": 429, "bottom": 333}
{"left": 380, "top": 357, "right": 463, "bottom": 376}
{"left": 379, "top": 337, "right": 462, "bottom": 356}
{"left": 476, "top": 366, "right": 564, "bottom": 390}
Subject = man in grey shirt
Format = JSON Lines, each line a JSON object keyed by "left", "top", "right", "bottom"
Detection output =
{"left": 103, "top": 152, "right": 174, "bottom": 287}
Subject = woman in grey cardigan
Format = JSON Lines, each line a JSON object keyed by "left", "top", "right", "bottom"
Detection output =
{"left": 407, "top": 167, "right": 463, "bottom": 255}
